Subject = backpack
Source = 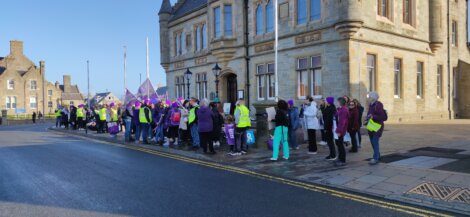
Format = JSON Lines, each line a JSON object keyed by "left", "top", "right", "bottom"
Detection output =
{"left": 171, "top": 111, "right": 181, "bottom": 123}
{"left": 383, "top": 109, "right": 388, "bottom": 122}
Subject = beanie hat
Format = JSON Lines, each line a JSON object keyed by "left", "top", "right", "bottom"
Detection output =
{"left": 288, "top": 99, "right": 294, "bottom": 107}
{"left": 172, "top": 102, "right": 178, "bottom": 108}
{"left": 326, "top": 97, "right": 334, "bottom": 105}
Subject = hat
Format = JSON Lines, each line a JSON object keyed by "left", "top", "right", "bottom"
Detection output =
{"left": 78, "top": 104, "right": 84, "bottom": 108}
{"left": 326, "top": 97, "right": 334, "bottom": 105}
{"left": 172, "top": 102, "right": 178, "bottom": 108}
{"left": 109, "top": 102, "right": 115, "bottom": 107}
{"left": 288, "top": 99, "right": 294, "bottom": 106}
{"left": 143, "top": 99, "right": 150, "bottom": 105}
{"left": 135, "top": 101, "right": 141, "bottom": 107}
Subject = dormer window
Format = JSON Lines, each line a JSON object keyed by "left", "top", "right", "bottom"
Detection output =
{"left": 7, "top": 80, "right": 14, "bottom": 90}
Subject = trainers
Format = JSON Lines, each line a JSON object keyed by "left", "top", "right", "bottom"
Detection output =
{"left": 369, "top": 159, "right": 379, "bottom": 165}
{"left": 319, "top": 141, "right": 327, "bottom": 146}
{"left": 241, "top": 151, "right": 247, "bottom": 155}
{"left": 307, "top": 151, "right": 318, "bottom": 155}
{"left": 282, "top": 157, "right": 289, "bottom": 160}
{"left": 229, "top": 152, "right": 241, "bottom": 156}
{"left": 270, "top": 158, "right": 278, "bottom": 161}
{"left": 325, "top": 156, "right": 337, "bottom": 161}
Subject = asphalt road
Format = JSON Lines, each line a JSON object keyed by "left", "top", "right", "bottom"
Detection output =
{"left": 0, "top": 124, "right": 423, "bottom": 217}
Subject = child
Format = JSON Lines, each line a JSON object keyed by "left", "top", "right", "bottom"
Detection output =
{"left": 224, "top": 115, "right": 236, "bottom": 155}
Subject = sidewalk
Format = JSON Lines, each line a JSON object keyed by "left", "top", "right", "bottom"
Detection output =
{"left": 49, "top": 120, "right": 470, "bottom": 215}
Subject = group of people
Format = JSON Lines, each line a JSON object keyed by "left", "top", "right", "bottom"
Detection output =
{"left": 270, "top": 91, "right": 387, "bottom": 166}
{"left": 121, "top": 98, "right": 251, "bottom": 156}
{"left": 53, "top": 91, "right": 387, "bottom": 166}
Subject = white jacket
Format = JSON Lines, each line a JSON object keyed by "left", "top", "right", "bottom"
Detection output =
{"left": 303, "top": 102, "right": 321, "bottom": 130}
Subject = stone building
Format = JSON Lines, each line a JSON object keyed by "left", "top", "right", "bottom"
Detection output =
{"left": 0, "top": 41, "right": 84, "bottom": 115}
{"left": 159, "top": 0, "right": 470, "bottom": 121}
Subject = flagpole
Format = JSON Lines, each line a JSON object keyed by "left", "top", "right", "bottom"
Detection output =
{"left": 274, "top": 0, "right": 279, "bottom": 102}
{"left": 124, "top": 46, "right": 127, "bottom": 95}
{"left": 146, "top": 37, "right": 150, "bottom": 99}
{"left": 87, "top": 60, "right": 90, "bottom": 108}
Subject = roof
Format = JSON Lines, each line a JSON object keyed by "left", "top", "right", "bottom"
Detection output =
{"left": 156, "top": 86, "right": 168, "bottom": 96}
{"left": 158, "top": 0, "right": 172, "bottom": 15}
{"left": 62, "top": 93, "right": 84, "bottom": 101}
{"left": 169, "top": 0, "right": 207, "bottom": 21}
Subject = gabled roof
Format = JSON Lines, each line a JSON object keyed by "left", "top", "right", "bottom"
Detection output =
{"left": 169, "top": 0, "right": 207, "bottom": 21}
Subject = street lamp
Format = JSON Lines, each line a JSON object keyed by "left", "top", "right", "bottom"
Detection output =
{"left": 212, "top": 63, "right": 222, "bottom": 99}
{"left": 184, "top": 68, "right": 193, "bottom": 98}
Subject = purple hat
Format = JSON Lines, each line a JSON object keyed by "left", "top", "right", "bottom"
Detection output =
{"left": 172, "top": 102, "right": 178, "bottom": 108}
{"left": 135, "top": 101, "right": 141, "bottom": 107}
{"left": 143, "top": 99, "right": 150, "bottom": 105}
{"left": 109, "top": 102, "right": 115, "bottom": 107}
{"left": 326, "top": 97, "right": 334, "bottom": 105}
{"left": 78, "top": 104, "right": 84, "bottom": 108}
{"left": 288, "top": 99, "right": 294, "bottom": 106}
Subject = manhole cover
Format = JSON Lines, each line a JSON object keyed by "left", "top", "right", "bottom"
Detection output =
{"left": 407, "top": 182, "right": 470, "bottom": 205}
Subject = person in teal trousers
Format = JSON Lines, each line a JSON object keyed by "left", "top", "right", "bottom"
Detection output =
{"left": 270, "top": 100, "right": 290, "bottom": 161}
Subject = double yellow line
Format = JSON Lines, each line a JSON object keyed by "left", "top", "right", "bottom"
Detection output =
{"left": 58, "top": 131, "right": 453, "bottom": 217}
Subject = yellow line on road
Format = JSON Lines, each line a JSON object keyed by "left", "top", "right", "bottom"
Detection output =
{"left": 54, "top": 131, "right": 453, "bottom": 217}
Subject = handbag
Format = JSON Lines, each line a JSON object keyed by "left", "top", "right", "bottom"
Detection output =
{"left": 366, "top": 119, "right": 382, "bottom": 132}
{"left": 107, "top": 122, "right": 119, "bottom": 134}
{"left": 246, "top": 129, "right": 256, "bottom": 146}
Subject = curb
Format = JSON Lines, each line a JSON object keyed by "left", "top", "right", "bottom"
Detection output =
{"left": 48, "top": 128, "right": 467, "bottom": 217}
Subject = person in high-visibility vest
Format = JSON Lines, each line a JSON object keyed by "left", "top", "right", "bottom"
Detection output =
{"left": 97, "top": 105, "right": 107, "bottom": 133}
{"left": 139, "top": 99, "right": 152, "bottom": 144}
{"left": 230, "top": 99, "right": 251, "bottom": 156}
{"left": 188, "top": 97, "right": 200, "bottom": 149}
{"left": 77, "top": 104, "right": 85, "bottom": 130}
{"left": 55, "top": 107, "right": 62, "bottom": 128}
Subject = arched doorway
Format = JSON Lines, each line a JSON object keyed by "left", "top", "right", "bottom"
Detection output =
{"left": 226, "top": 73, "right": 237, "bottom": 104}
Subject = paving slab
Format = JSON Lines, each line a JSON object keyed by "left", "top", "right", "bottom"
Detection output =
{"left": 356, "top": 175, "right": 388, "bottom": 185}
{"left": 385, "top": 175, "right": 423, "bottom": 186}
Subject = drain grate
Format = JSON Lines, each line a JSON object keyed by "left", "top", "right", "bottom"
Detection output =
{"left": 407, "top": 182, "right": 470, "bottom": 205}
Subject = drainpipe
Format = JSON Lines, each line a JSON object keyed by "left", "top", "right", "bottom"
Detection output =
{"left": 244, "top": 0, "right": 251, "bottom": 106}
{"left": 447, "top": 0, "right": 452, "bottom": 120}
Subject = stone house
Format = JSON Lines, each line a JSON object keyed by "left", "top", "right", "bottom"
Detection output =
{"left": 0, "top": 40, "right": 84, "bottom": 115}
{"left": 159, "top": 0, "right": 470, "bottom": 122}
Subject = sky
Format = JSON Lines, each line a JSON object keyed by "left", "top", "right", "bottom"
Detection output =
{"left": 0, "top": 0, "right": 177, "bottom": 98}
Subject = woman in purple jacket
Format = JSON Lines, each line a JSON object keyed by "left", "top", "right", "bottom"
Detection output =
{"left": 335, "top": 97, "right": 349, "bottom": 166}
{"left": 197, "top": 99, "right": 215, "bottom": 154}
{"left": 366, "top": 92, "right": 387, "bottom": 165}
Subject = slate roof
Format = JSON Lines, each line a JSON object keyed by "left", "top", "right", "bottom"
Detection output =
{"left": 60, "top": 85, "right": 84, "bottom": 100}
{"left": 158, "top": 0, "right": 172, "bottom": 15}
{"left": 169, "top": 0, "right": 207, "bottom": 21}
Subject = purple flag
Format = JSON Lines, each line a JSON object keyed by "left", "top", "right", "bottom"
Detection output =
{"left": 137, "top": 79, "right": 157, "bottom": 101}
{"left": 123, "top": 89, "right": 138, "bottom": 112}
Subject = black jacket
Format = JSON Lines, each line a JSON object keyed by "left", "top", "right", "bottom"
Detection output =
{"left": 273, "top": 109, "right": 290, "bottom": 127}
{"left": 322, "top": 104, "right": 336, "bottom": 131}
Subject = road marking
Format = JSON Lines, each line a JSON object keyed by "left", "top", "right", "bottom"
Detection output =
{"left": 51, "top": 130, "right": 453, "bottom": 217}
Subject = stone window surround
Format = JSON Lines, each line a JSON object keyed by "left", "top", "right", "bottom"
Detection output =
{"left": 30, "top": 79, "right": 38, "bottom": 90}
{"left": 194, "top": 22, "right": 208, "bottom": 52}
{"left": 254, "top": 0, "right": 275, "bottom": 37}
{"left": 173, "top": 29, "right": 184, "bottom": 57}
{"left": 294, "top": 0, "right": 322, "bottom": 27}
{"left": 296, "top": 54, "right": 322, "bottom": 100}
{"left": 256, "top": 62, "right": 275, "bottom": 101}
{"left": 5, "top": 96, "right": 17, "bottom": 109}
{"left": 174, "top": 75, "right": 186, "bottom": 99}
{"left": 48, "top": 89, "right": 53, "bottom": 96}
{"left": 366, "top": 53, "right": 378, "bottom": 93}
{"left": 210, "top": 2, "right": 235, "bottom": 41}
{"left": 393, "top": 57, "right": 403, "bottom": 99}
{"left": 451, "top": 20, "right": 458, "bottom": 47}
{"left": 402, "top": 0, "right": 416, "bottom": 27}
{"left": 30, "top": 96, "right": 37, "bottom": 109}
{"left": 376, "top": 0, "right": 394, "bottom": 24}
{"left": 437, "top": 64, "right": 443, "bottom": 99}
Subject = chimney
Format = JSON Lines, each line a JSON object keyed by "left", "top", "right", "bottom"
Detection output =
{"left": 63, "top": 75, "right": 71, "bottom": 93}
{"left": 10, "top": 40, "right": 24, "bottom": 55}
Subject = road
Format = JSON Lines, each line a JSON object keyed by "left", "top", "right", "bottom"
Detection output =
{"left": 0, "top": 124, "right": 433, "bottom": 217}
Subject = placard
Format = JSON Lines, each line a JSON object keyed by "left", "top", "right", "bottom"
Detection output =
{"left": 223, "top": 103, "right": 231, "bottom": 115}
{"left": 266, "top": 107, "right": 276, "bottom": 130}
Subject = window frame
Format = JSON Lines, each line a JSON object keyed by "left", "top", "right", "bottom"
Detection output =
{"left": 256, "top": 3, "right": 264, "bottom": 35}
{"left": 403, "top": 0, "right": 413, "bottom": 25}
{"left": 267, "top": 63, "right": 276, "bottom": 100}
{"left": 266, "top": 0, "right": 274, "bottom": 33}
{"left": 310, "top": 0, "right": 321, "bottom": 21}
{"left": 256, "top": 64, "right": 266, "bottom": 100}
{"left": 297, "top": 57, "right": 309, "bottom": 99}
{"left": 7, "top": 80, "right": 14, "bottom": 90}
{"left": 296, "top": 0, "right": 308, "bottom": 25}
{"left": 437, "top": 65, "right": 443, "bottom": 98}
{"left": 310, "top": 56, "right": 322, "bottom": 97}
{"left": 223, "top": 4, "right": 233, "bottom": 36}
{"left": 366, "top": 54, "right": 377, "bottom": 92}
{"left": 416, "top": 61, "right": 424, "bottom": 99}
{"left": 393, "top": 58, "right": 403, "bottom": 99}
{"left": 451, "top": 20, "right": 458, "bottom": 47}
{"left": 30, "top": 80, "right": 37, "bottom": 90}
{"left": 6, "top": 96, "right": 11, "bottom": 109}
{"left": 30, "top": 96, "right": 37, "bottom": 109}
{"left": 196, "top": 73, "right": 208, "bottom": 99}
{"left": 214, "top": 6, "right": 221, "bottom": 38}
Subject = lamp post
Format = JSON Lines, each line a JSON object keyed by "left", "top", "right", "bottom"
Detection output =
{"left": 212, "top": 63, "right": 222, "bottom": 100}
{"left": 184, "top": 68, "right": 193, "bottom": 98}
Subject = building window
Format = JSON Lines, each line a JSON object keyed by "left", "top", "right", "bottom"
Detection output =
{"left": 366, "top": 54, "right": 377, "bottom": 92}
{"left": 297, "top": 58, "right": 309, "bottom": 99}
{"left": 310, "top": 56, "right": 322, "bottom": 96}
{"left": 437, "top": 65, "right": 443, "bottom": 98}
{"left": 224, "top": 5, "right": 233, "bottom": 36}
{"left": 267, "top": 63, "right": 275, "bottom": 99}
{"left": 202, "top": 24, "right": 207, "bottom": 49}
{"left": 256, "top": 4, "right": 264, "bottom": 35}
{"left": 48, "top": 101, "right": 53, "bottom": 108}
{"left": 48, "top": 89, "right": 53, "bottom": 96}
{"left": 30, "top": 97, "right": 37, "bottom": 109}
{"left": 297, "top": 0, "right": 307, "bottom": 24}
{"left": 377, "top": 0, "right": 390, "bottom": 19}
{"left": 451, "top": 20, "right": 458, "bottom": 47}
{"left": 179, "top": 34, "right": 183, "bottom": 55}
{"left": 310, "top": 0, "right": 321, "bottom": 21}
{"left": 196, "top": 26, "right": 201, "bottom": 51}
{"left": 30, "top": 80, "right": 37, "bottom": 90}
{"left": 403, "top": 0, "right": 413, "bottom": 25}
{"left": 417, "top": 62, "right": 424, "bottom": 98}
{"left": 256, "top": 64, "right": 266, "bottom": 100}
{"left": 214, "top": 7, "right": 221, "bottom": 38}
{"left": 394, "top": 58, "right": 402, "bottom": 98}
{"left": 175, "top": 76, "right": 186, "bottom": 99}
{"left": 6, "top": 97, "right": 11, "bottom": 109}
{"left": 266, "top": 1, "right": 274, "bottom": 33}
{"left": 7, "top": 80, "right": 14, "bottom": 90}
{"left": 175, "top": 76, "right": 180, "bottom": 98}
{"left": 70, "top": 101, "right": 74, "bottom": 106}
{"left": 196, "top": 73, "right": 207, "bottom": 99}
